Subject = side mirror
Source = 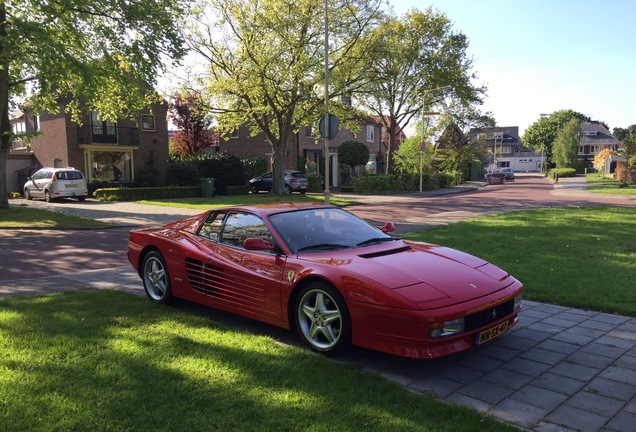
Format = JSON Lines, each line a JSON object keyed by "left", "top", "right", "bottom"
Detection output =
{"left": 243, "top": 237, "right": 275, "bottom": 251}
{"left": 380, "top": 222, "right": 395, "bottom": 233}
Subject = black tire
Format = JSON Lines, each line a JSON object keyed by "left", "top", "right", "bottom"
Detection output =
{"left": 141, "top": 250, "right": 174, "bottom": 304}
{"left": 300, "top": 190, "right": 306, "bottom": 195}
{"left": 44, "top": 190, "right": 52, "bottom": 202}
{"left": 250, "top": 185, "right": 259, "bottom": 194}
{"left": 284, "top": 185, "right": 292, "bottom": 194}
{"left": 78, "top": 196, "right": 86, "bottom": 202}
{"left": 294, "top": 282, "right": 351, "bottom": 355}
{"left": 24, "top": 188, "right": 32, "bottom": 200}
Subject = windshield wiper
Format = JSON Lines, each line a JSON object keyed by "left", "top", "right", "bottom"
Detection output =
{"left": 297, "top": 243, "right": 351, "bottom": 252}
{"left": 356, "top": 237, "right": 400, "bottom": 247}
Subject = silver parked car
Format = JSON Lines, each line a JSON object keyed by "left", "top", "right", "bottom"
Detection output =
{"left": 24, "top": 167, "right": 88, "bottom": 202}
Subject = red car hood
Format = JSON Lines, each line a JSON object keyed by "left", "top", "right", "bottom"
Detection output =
{"left": 301, "top": 241, "right": 512, "bottom": 308}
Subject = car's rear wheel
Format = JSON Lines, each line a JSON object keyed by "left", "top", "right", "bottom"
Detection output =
{"left": 284, "top": 185, "right": 292, "bottom": 194}
{"left": 78, "top": 196, "right": 86, "bottom": 202}
{"left": 24, "top": 188, "right": 32, "bottom": 200}
{"left": 294, "top": 282, "right": 351, "bottom": 355}
{"left": 142, "top": 250, "right": 174, "bottom": 304}
{"left": 44, "top": 190, "right": 52, "bottom": 202}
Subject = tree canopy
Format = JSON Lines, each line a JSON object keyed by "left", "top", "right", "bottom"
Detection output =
{"left": 522, "top": 109, "right": 588, "bottom": 163}
{"left": 553, "top": 117, "right": 580, "bottom": 169}
{"left": 169, "top": 93, "right": 217, "bottom": 159}
{"left": 356, "top": 7, "right": 485, "bottom": 174}
{"left": 184, "top": 0, "right": 384, "bottom": 195}
{"left": 0, "top": 0, "right": 187, "bottom": 209}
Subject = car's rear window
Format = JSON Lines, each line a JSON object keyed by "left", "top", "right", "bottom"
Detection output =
{"left": 290, "top": 172, "right": 305, "bottom": 179}
{"left": 56, "top": 171, "right": 84, "bottom": 180}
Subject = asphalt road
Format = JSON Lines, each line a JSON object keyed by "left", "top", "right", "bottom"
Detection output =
{"left": 1, "top": 173, "right": 633, "bottom": 281}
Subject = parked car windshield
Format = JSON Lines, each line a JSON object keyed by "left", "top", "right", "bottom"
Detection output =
{"left": 269, "top": 208, "right": 396, "bottom": 253}
{"left": 55, "top": 171, "right": 84, "bottom": 181}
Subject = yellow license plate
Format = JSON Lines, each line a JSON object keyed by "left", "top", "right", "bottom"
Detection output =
{"left": 475, "top": 321, "right": 509, "bottom": 346}
{"left": 65, "top": 184, "right": 77, "bottom": 188}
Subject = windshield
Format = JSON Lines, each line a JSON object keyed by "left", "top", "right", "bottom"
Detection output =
{"left": 269, "top": 208, "right": 396, "bottom": 253}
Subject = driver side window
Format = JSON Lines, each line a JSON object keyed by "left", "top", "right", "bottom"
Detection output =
{"left": 220, "top": 212, "right": 274, "bottom": 248}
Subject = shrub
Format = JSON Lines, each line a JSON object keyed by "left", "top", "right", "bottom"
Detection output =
{"left": 93, "top": 186, "right": 201, "bottom": 201}
{"left": 307, "top": 174, "right": 323, "bottom": 192}
{"left": 194, "top": 152, "right": 245, "bottom": 195}
{"left": 167, "top": 160, "right": 200, "bottom": 186}
{"left": 546, "top": 167, "right": 577, "bottom": 179}
{"left": 226, "top": 185, "right": 250, "bottom": 195}
{"left": 242, "top": 156, "right": 267, "bottom": 180}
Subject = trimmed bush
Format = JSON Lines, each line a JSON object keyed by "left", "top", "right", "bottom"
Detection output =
{"left": 307, "top": 174, "right": 323, "bottom": 193}
{"left": 167, "top": 160, "right": 200, "bottom": 186}
{"left": 546, "top": 167, "right": 576, "bottom": 179}
{"left": 226, "top": 185, "right": 250, "bottom": 195}
{"left": 93, "top": 186, "right": 201, "bottom": 201}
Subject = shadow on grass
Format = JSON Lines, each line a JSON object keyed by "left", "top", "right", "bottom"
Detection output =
{"left": 0, "top": 290, "right": 515, "bottom": 432}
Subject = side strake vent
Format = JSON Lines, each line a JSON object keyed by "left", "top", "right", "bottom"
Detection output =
{"left": 359, "top": 246, "right": 411, "bottom": 259}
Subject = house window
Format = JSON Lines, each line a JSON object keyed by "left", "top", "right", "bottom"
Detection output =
{"left": 366, "top": 125, "right": 375, "bottom": 142}
{"left": 34, "top": 115, "right": 40, "bottom": 131}
{"left": 86, "top": 150, "right": 133, "bottom": 182}
{"left": 306, "top": 125, "right": 314, "bottom": 137}
{"left": 91, "top": 111, "right": 117, "bottom": 144}
{"left": 12, "top": 121, "right": 26, "bottom": 134}
{"left": 141, "top": 114, "right": 155, "bottom": 132}
{"left": 230, "top": 129, "right": 239, "bottom": 139}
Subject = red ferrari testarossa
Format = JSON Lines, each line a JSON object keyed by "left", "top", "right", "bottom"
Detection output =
{"left": 128, "top": 202, "right": 523, "bottom": 359}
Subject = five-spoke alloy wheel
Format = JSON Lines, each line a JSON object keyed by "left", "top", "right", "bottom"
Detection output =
{"left": 142, "top": 251, "right": 173, "bottom": 304}
{"left": 295, "top": 282, "right": 351, "bottom": 354}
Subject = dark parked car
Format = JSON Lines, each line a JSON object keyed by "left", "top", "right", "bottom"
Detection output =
{"left": 249, "top": 170, "right": 308, "bottom": 194}
{"left": 500, "top": 168, "right": 515, "bottom": 180}
{"left": 484, "top": 172, "right": 506, "bottom": 185}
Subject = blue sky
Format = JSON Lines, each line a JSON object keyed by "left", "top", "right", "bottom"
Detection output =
{"left": 391, "top": 0, "right": 636, "bottom": 135}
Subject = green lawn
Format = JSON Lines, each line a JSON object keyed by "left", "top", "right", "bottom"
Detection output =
{"left": 403, "top": 206, "right": 636, "bottom": 316}
{"left": 586, "top": 172, "right": 636, "bottom": 195}
{"left": 138, "top": 193, "right": 358, "bottom": 210}
{"left": 0, "top": 205, "right": 109, "bottom": 228}
{"left": 0, "top": 290, "right": 517, "bottom": 432}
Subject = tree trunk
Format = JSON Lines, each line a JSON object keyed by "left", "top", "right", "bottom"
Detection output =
{"left": 271, "top": 138, "right": 288, "bottom": 195}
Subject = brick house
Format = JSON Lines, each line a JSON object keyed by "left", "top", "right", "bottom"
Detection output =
{"left": 11, "top": 97, "right": 170, "bottom": 192}
{"left": 217, "top": 116, "right": 383, "bottom": 188}
{"left": 578, "top": 121, "right": 619, "bottom": 166}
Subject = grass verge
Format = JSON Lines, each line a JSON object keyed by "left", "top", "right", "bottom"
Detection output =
{"left": 403, "top": 206, "right": 636, "bottom": 316}
{"left": 0, "top": 290, "right": 517, "bottom": 432}
{"left": 137, "top": 193, "right": 358, "bottom": 209}
{"left": 586, "top": 172, "right": 636, "bottom": 195}
{"left": 0, "top": 206, "right": 109, "bottom": 229}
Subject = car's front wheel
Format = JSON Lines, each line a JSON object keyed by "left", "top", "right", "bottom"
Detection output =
{"left": 142, "top": 250, "right": 174, "bottom": 304}
{"left": 250, "top": 185, "right": 259, "bottom": 194}
{"left": 24, "top": 188, "right": 32, "bottom": 200}
{"left": 294, "top": 282, "right": 351, "bottom": 355}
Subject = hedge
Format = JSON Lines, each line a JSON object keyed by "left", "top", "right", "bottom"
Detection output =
{"left": 351, "top": 173, "right": 456, "bottom": 194}
{"left": 93, "top": 186, "right": 201, "bottom": 201}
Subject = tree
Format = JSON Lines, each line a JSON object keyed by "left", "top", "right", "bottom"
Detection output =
{"left": 169, "top": 93, "right": 217, "bottom": 159}
{"left": 435, "top": 123, "right": 482, "bottom": 181}
{"left": 0, "top": 0, "right": 186, "bottom": 209}
{"left": 553, "top": 118, "right": 580, "bottom": 169}
{"left": 522, "top": 109, "right": 588, "bottom": 163}
{"left": 184, "top": 0, "right": 384, "bottom": 195}
{"left": 357, "top": 8, "right": 485, "bottom": 174}
{"left": 337, "top": 140, "right": 369, "bottom": 177}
